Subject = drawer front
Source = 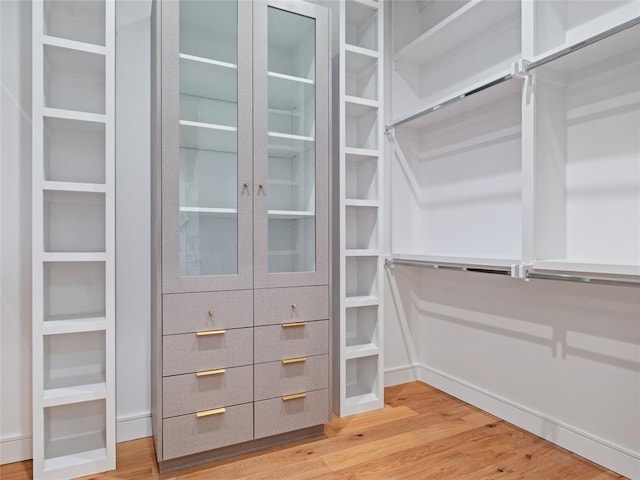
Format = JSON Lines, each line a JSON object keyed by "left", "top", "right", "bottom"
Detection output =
{"left": 254, "top": 320, "right": 328, "bottom": 364}
{"left": 163, "top": 290, "right": 253, "bottom": 335}
{"left": 254, "top": 389, "right": 329, "bottom": 439}
{"left": 163, "top": 403, "right": 253, "bottom": 460}
{"left": 163, "top": 328, "right": 253, "bottom": 376}
{"left": 254, "top": 286, "right": 328, "bottom": 326}
{"left": 163, "top": 365, "right": 253, "bottom": 418}
{"left": 254, "top": 355, "right": 328, "bottom": 401}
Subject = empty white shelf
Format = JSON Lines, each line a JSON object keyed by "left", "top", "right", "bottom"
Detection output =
{"left": 344, "top": 199, "right": 378, "bottom": 207}
{"left": 43, "top": 181, "right": 106, "bottom": 193}
{"left": 345, "top": 249, "right": 379, "bottom": 257}
{"left": 43, "top": 35, "right": 106, "bottom": 55}
{"left": 395, "top": 0, "right": 520, "bottom": 65}
{"left": 344, "top": 147, "right": 379, "bottom": 157}
{"left": 43, "top": 382, "right": 107, "bottom": 408}
{"left": 179, "top": 53, "right": 236, "bottom": 70}
{"left": 42, "top": 252, "right": 106, "bottom": 262}
{"left": 43, "top": 108, "right": 105, "bottom": 124}
{"left": 267, "top": 71, "right": 314, "bottom": 85}
{"left": 43, "top": 316, "right": 107, "bottom": 336}
{"left": 345, "top": 344, "right": 379, "bottom": 360}
{"left": 179, "top": 207, "right": 237, "bottom": 216}
{"left": 345, "top": 295, "right": 379, "bottom": 308}
{"left": 268, "top": 210, "right": 315, "bottom": 220}
{"left": 344, "top": 44, "right": 378, "bottom": 61}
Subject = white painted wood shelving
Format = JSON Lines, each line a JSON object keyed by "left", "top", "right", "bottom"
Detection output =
{"left": 333, "top": 0, "right": 385, "bottom": 417}
{"left": 387, "top": 0, "right": 640, "bottom": 286}
{"left": 32, "top": 1, "right": 115, "bottom": 478}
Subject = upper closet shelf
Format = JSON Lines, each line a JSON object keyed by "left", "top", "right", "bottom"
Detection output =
{"left": 394, "top": 0, "right": 520, "bottom": 65}
{"left": 344, "top": 44, "right": 378, "bottom": 62}
{"left": 267, "top": 71, "right": 314, "bottom": 85}
{"left": 43, "top": 35, "right": 106, "bottom": 55}
{"left": 43, "top": 317, "right": 107, "bottom": 336}
{"left": 526, "top": 17, "right": 640, "bottom": 74}
{"left": 388, "top": 70, "right": 517, "bottom": 131}
{"left": 530, "top": 261, "right": 640, "bottom": 279}
{"left": 43, "top": 383, "right": 107, "bottom": 408}
{"left": 43, "top": 108, "right": 105, "bottom": 124}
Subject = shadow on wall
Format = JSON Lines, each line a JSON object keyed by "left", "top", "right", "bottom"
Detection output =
{"left": 389, "top": 266, "right": 640, "bottom": 372}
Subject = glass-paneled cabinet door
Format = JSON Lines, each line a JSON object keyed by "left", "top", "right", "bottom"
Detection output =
{"left": 253, "top": 0, "right": 329, "bottom": 288}
{"left": 162, "top": 0, "right": 253, "bottom": 293}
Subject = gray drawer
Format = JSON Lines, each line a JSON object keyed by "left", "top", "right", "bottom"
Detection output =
{"left": 254, "top": 355, "right": 329, "bottom": 401}
{"left": 163, "top": 328, "right": 253, "bottom": 376}
{"left": 254, "top": 389, "right": 329, "bottom": 439}
{"left": 254, "top": 320, "right": 328, "bottom": 364}
{"left": 254, "top": 286, "right": 328, "bottom": 326}
{"left": 163, "top": 365, "right": 253, "bottom": 418}
{"left": 163, "top": 290, "right": 253, "bottom": 335}
{"left": 163, "top": 402, "right": 253, "bottom": 460}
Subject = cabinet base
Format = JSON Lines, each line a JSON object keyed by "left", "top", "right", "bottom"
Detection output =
{"left": 157, "top": 424, "right": 325, "bottom": 474}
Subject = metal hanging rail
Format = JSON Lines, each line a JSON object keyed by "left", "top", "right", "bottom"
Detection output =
{"left": 525, "top": 270, "right": 640, "bottom": 288}
{"left": 385, "top": 73, "right": 514, "bottom": 133}
{"left": 526, "top": 16, "right": 640, "bottom": 71}
{"left": 384, "top": 257, "right": 514, "bottom": 276}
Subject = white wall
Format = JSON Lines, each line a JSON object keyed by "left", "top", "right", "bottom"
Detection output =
{"left": 0, "top": 1, "right": 153, "bottom": 464}
{"left": 1, "top": 0, "right": 34, "bottom": 464}
{"left": 383, "top": 266, "right": 640, "bottom": 478}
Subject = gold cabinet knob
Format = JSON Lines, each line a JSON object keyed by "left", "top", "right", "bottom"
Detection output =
{"left": 243, "top": 182, "right": 249, "bottom": 189}
{"left": 291, "top": 304, "right": 297, "bottom": 309}
{"left": 208, "top": 309, "right": 215, "bottom": 316}
{"left": 258, "top": 183, "right": 264, "bottom": 189}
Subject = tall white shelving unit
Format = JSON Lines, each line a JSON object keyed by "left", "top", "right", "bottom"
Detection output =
{"left": 32, "top": 1, "right": 115, "bottom": 478}
{"left": 334, "top": 0, "right": 385, "bottom": 417}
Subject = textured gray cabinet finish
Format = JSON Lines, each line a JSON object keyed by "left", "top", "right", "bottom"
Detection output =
{"left": 254, "top": 286, "right": 329, "bottom": 326}
{"left": 151, "top": 0, "right": 330, "bottom": 469}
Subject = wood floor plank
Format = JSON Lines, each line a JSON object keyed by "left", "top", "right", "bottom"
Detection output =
{"left": 4, "top": 382, "right": 627, "bottom": 480}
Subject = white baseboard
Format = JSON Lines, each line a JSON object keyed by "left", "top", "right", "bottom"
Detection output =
{"left": 0, "top": 434, "right": 32, "bottom": 465}
{"left": 415, "top": 363, "right": 640, "bottom": 480}
{"left": 384, "top": 364, "right": 417, "bottom": 387}
{"left": 1, "top": 413, "right": 152, "bottom": 465}
{"left": 116, "top": 412, "right": 152, "bottom": 443}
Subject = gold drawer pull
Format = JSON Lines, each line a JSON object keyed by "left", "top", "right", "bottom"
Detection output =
{"left": 196, "top": 407, "right": 226, "bottom": 418}
{"left": 282, "top": 357, "right": 307, "bottom": 365}
{"left": 282, "top": 322, "right": 305, "bottom": 328}
{"left": 208, "top": 309, "right": 215, "bottom": 316}
{"left": 196, "top": 368, "right": 226, "bottom": 377}
{"left": 291, "top": 304, "right": 297, "bottom": 309}
{"left": 282, "top": 392, "right": 307, "bottom": 401}
{"left": 196, "top": 329, "right": 225, "bottom": 337}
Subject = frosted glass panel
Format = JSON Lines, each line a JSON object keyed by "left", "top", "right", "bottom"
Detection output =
{"left": 179, "top": 0, "right": 238, "bottom": 277}
{"left": 267, "top": 7, "right": 316, "bottom": 274}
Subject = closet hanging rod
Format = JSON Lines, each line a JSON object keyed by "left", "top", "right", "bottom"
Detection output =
{"left": 385, "top": 257, "right": 512, "bottom": 276}
{"left": 525, "top": 271, "right": 640, "bottom": 288}
{"left": 526, "top": 16, "right": 640, "bottom": 71}
{"left": 385, "top": 73, "right": 514, "bottom": 133}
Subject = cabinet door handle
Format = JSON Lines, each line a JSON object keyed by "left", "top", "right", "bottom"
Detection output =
{"left": 282, "top": 357, "right": 306, "bottom": 365}
{"left": 196, "top": 407, "right": 226, "bottom": 418}
{"left": 282, "top": 392, "right": 307, "bottom": 401}
{"left": 208, "top": 309, "right": 215, "bottom": 316}
{"left": 291, "top": 304, "right": 297, "bottom": 309}
{"left": 282, "top": 322, "right": 305, "bottom": 328}
{"left": 243, "top": 182, "right": 249, "bottom": 189}
{"left": 196, "top": 368, "right": 226, "bottom": 377}
{"left": 196, "top": 329, "right": 226, "bottom": 336}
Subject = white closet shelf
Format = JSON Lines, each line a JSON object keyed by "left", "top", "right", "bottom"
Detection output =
{"left": 388, "top": 70, "right": 517, "bottom": 131}
{"left": 179, "top": 55, "right": 237, "bottom": 104}
{"left": 394, "top": 0, "right": 520, "bottom": 65}
{"left": 43, "top": 383, "right": 107, "bottom": 408}
{"left": 43, "top": 108, "right": 106, "bottom": 124}
{"left": 42, "top": 252, "right": 107, "bottom": 262}
{"left": 346, "top": 0, "right": 378, "bottom": 28}
{"left": 43, "top": 448, "right": 108, "bottom": 480}
{"left": 268, "top": 75, "right": 314, "bottom": 111}
{"left": 344, "top": 147, "right": 379, "bottom": 157}
{"left": 43, "top": 316, "right": 107, "bottom": 335}
{"left": 268, "top": 131, "right": 314, "bottom": 143}
{"left": 345, "top": 96, "right": 379, "bottom": 118}
{"left": 531, "top": 260, "right": 640, "bottom": 278}
{"left": 527, "top": 18, "right": 640, "bottom": 75}
{"left": 180, "top": 121, "right": 238, "bottom": 154}
{"left": 345, "top": 249, "right": 379, "bottom": 257}
{"left": 43, "top": 181, "right": 106, "bottom": 193}
{"left": 344, "top": 44, "right": 378, "bottom": 61}
{"left": 179, "top": 120, "right": 236, "bottom": 132}
{"left": 345, "top": 295, "right": 379, "bottom": 308}
{"left": 268, "top": 132, "right": 315, "bottom": 158}
{"left": 345, "top": 199, "right": 378, "bottom": 207}
{"left": 179, "top": 207, "right": 237, "bottom": 216}
{"left": 349, "top": 0, "right": 379, "bottom": 11}
{"left": 268, "top": 210, "right": 315, "bottom": 220}
{"left": 345, "top": 392, "right": 380, "bottom": 408}
{"left": 43, "top": 35, "right": 106, "bottom": 55}
{"left": 345, "top": 344, "right": 379, "bottom": 360}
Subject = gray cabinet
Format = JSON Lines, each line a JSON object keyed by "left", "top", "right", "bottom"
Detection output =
{"left": 151, "top": 0, "right": 331, "bottom": 470}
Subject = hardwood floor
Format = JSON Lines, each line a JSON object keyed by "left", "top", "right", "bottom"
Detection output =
{"left": 1, "top": 382, "right": 626, "bottom": 480}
